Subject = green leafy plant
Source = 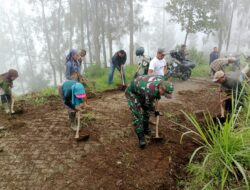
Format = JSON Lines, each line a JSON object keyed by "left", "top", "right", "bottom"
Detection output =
{"left": 181, "top": 85, "right": 250, "bottom": 189}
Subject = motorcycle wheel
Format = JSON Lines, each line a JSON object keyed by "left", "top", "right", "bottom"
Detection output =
{"left": 181, "top": 69, "right": 191, "bottom": 81}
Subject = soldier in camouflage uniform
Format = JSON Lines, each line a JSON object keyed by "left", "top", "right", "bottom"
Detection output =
{"left": 125, "top": 75, "right": 174, "bottom": 148}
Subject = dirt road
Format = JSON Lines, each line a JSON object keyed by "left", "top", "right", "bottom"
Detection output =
{"left": 0, "top": 78, "right": 220, "bottom": 190}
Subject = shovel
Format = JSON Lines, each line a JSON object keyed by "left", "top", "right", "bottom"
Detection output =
{"left": 213, "top": 92, "right": 226, "bottom": 124}
{"left": 75, "top": 111, "right": 90, "bottom": 142}
{"left": 11, "top": 96, "right": 15, "bottom": 114}
{"left": 152, "top": 101, "right": 163, "bottom": 142}
{"left": 219, "top": 92, "right": 226, "bottom": 117}
{"left": 119, "top": 65, "right": 127, "bottom": 91}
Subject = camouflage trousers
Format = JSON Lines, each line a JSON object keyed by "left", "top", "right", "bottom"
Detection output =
{"left": 125, "top": 90, "right": 151, "bottom": 134}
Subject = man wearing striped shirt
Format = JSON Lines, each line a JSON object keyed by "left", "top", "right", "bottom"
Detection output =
{"left": 210, "top": 57, "right": 236, "bottom": 75}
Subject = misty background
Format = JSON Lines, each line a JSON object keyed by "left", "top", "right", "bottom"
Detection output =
{"left": 0, "top": 0, "right": 249, "bottom": 94}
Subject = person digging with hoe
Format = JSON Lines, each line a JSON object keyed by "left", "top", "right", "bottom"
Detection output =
{"left": 213, "top": 71, "right": 243, "bottom": 120}
{"left": 58, "top": 80, "right": 89, "bottom": 141}
{"left": 108, "top": 50, "right": 127, "bottom": 90}
{"left": 125, "top": 75, "right": 174, "bottom": 148}
{"left": 0, "top": 69, "right": 18, "bottom": 114}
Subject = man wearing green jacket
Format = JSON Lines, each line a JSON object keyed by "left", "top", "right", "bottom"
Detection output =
{"left": 125, "top": 75, "right": 174, "bottom": 148}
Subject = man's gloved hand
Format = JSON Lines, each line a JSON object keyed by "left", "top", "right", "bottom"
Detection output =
{"left": 155, "top": 111, "right": 164, "bottom": 117}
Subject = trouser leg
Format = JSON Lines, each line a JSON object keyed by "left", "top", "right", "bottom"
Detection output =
{"left": 117, "top": 66, "right": 126, "bottom": 84}
{"left": 142, "top": 107, "right": 151, "bottom": 135}
{"left": 108, "top": 63, "right": 116, "bottom": 84}
{"left": 68, "top": 111, "right": 77, "bottom": 131}
{"left": 225, "top": 99, "right": 232, "bottom": 115}
{"left": 125, "top": 90, "right": 145, "bottom": 148}
{"left": 1, "top": 94, "right": 11, "bottom": 114}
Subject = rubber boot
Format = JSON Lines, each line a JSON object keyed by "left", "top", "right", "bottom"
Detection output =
{"left": 143, "top": 121, "right": 151, "bottom": 135}
{"left": 68, "top": 112, "right": 77, "bottom": 131}
{"left": 137, "top": 132, "right": 146, "bottom": 149}
{"left": 3, "top": 103, "right": 10, "bottom": 114}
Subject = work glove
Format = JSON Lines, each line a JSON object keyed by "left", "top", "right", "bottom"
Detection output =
{"left": 155, "top": 111, "right": 163, "bottom": 117}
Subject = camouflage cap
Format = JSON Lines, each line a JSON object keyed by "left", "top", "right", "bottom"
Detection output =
{"left": 162, "top": 81, "right": 174, "bottom": 94}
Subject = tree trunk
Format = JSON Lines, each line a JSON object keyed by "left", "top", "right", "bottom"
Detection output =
{"left": 57, "top": 0, "right": 63, "bottom": 83}
{"left": 84, "top": 0, "right": 93, "bottom": 65}
{"left": 184, "top": 31, "right": 189, "bottom": 45}
{"left": 107, "top": 1, "right": 112, "bottom": 61}
{"left": 7, "top": 13, "right": 25, "bottom": 94}
{"left": 217, "top": 0, "right": 225, "bottom": 56}
{"left": 91, "top": 0, "right": 101, "bottom": 65}
{"left": 129, "top": 0, "right": 134, "bottom": 64}
{"left": 226, "top": 0, "right": 238, "bottom": 52}
{"left": 236, "top": 20, "right": 242, "bottom": 53}
{"left": 100, "top": 2, "right": 107, "bottom": 67}
{"left": 79, "top": 0, "right": 87, "bottom": 71}
{"left": 218, "top": 29, "right": 223, "bottom": 56}
{"left": 69, "top": 0, "right": 73, "bottom": 49}
{"left": 18, "top": 9, "right": 36, "bottom": 81}
{"left": 41, "top": 0, "right": 57, "bottom": 87}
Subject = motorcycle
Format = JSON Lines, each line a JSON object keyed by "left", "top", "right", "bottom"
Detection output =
{"left": 166, "top": 50, "right": 196, "bottom": 81}
{"left": 134, "top": 47, "right": 152, "bottom": 78}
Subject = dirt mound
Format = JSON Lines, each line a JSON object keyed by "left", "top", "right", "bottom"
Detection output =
{"left": 0, "top": 79, "right": 219, "bottom": 189}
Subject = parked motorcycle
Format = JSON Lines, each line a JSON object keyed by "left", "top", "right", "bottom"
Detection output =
{"left": 166, "top": 50, "right": 196, "bottom": 81}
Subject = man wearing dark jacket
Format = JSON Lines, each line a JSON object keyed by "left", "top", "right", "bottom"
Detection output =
{"left": 108, "top": 50, "right": 127, "bottom": 84}
{"left": 209, "top": 47, "right": 219, "bottom": 64}
{"left": 213, "top": 71, "right": 242, "bottom": 115}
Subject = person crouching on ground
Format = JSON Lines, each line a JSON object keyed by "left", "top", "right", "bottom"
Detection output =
{"left": 125, "top": 75, "right": 174, "bottom": 148}
{"left": 58, "top": 80, "right": 86, "bottom": 131}
{"left": 213, "top": 71, "right": 243, "bottom": 116}
{"left": 0, "top": 69, "right": 18, "bottom": 114}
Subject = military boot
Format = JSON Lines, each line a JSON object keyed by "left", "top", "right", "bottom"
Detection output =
{"left": 68, "top": 112, "right": 77, "bottom": 131}
{"left": 135, "top": 127, "right": 146, "bottom": 148}
{"left": 137, "top": 132, "right": 146, "bottom": 148}
{"left": 143, "top": 121, "right": 151, "bottom": 136}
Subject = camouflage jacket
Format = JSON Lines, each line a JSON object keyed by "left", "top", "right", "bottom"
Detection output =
{"left": 127, "top": 75, "right": 164, "bottom": 107}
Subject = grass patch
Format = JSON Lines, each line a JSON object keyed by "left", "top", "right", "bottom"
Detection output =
{"left": 84, "top": 64, "right": 138, "bottom": 92}
{"left": 18, "top": 87, "right": 59, "bottom": 105}
{"left": 192, "top": 64, "right": 210, "bottom": 77}
{"left": 182, "top": 85, "right": 250, "bottom": 189}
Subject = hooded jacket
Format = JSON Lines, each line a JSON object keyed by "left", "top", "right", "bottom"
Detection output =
{"left": 62, "top": 80, "right": 86, "bottom": 110}
{"left": 65, "top": 49, "right": 81, "bottom": 80}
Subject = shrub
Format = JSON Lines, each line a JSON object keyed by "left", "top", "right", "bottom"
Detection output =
{"left": 182, "top": 85, "right": 250, "bottom": 189}
{"left": 188, "top": 48, "right": 208, "bottom": 65}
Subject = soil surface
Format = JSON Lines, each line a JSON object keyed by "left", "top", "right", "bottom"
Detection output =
{"left": 0, "top": 77, "right": 220, "bottom": 190}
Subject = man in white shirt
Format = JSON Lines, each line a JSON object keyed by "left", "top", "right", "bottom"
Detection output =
{"left": 148, "top": 48, "right": 167, "bottom": 76}
{"left": 147, "top": 48, "right": 167, "bottom": 125}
